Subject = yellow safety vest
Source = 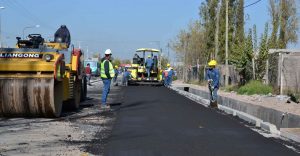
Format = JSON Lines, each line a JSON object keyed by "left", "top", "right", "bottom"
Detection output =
{"left": 100, "top": 60, "right": 115, "bottom": 79}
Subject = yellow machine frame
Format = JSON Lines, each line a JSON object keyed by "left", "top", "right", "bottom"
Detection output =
{"left": 128, "top": 48, "right": 163, "bottom": 85}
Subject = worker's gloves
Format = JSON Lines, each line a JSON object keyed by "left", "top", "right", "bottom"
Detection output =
{"left": 208, "top": 79, "right": 213, "bottom": 84}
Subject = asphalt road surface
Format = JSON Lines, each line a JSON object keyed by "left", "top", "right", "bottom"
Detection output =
{"left": 104, "top": 86, "right": 299, "bottom": 156}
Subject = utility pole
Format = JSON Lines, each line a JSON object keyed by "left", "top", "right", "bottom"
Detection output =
{"left": 167, "top": 43, "right": 170, "bottom": 62}
{"left": 215, "top": 1, "right": 221, "bottom": 60}
{"left": 225, "top": 0, "right": 229, "bottom": 86}
{"left": 78, "top": 41, "right": 82, "bottom": 49}
{"left": 185, "top": 33, "right": 190, "bottom": 83}
{"left": 184, "top": 39, "right": 187, "bottom": 82}
{"left": 87, "top": 46, "right": 89, "bottom": 59}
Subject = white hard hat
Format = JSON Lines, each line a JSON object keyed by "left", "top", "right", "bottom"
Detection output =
{"left": 105, "top": 49, "right": 112, "bottom": 55}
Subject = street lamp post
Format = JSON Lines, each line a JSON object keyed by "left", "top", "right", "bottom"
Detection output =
{"left": 22, "top": 25, "right": 40, "bottom": 39}
{"left": 0, "top": 6, "right": 5, "bottom": 48}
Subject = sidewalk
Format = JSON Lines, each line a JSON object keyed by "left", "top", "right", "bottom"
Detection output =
{"left": 172, "top": 80, "right": 300, "bottom": 118}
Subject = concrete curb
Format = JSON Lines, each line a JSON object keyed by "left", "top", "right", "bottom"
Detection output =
{"left": 218, "top": 105, "right": 236, "bottom": 116}
{"left": 171, "top": 87, "right": 210, "bottom": 107}
{"left": 170, "top": 86, "right": 281, "bottom": 136}
{"left": 235, "top": 111, "right": 263, "bottom": 128}
{"left": 280, "top": 128, "right": 300, "bottom": 143}
{"left": 261, "top": 122, "right": 281, "bottom": 135}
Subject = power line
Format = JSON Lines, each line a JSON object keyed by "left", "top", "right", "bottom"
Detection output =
{"left": 244, "top": 0, "right": 263, "bottom": 8}
{"left": 12, "top": 0, "right": 56, "bottom": 30}
{"left": 4, "top": 0, "right": 55, "bottom": 31}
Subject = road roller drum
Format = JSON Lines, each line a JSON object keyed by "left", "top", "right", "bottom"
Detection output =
{"left": 0, "top": 78, "right": 63, "bottom": 117}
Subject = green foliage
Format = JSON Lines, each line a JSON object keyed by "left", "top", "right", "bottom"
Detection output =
{"left": 269, "top": 0, "right": 299, "bottom": 49}
{"left": 237, "top": 80, "right": 273, "bottom": 95}
{"left": 268, "top": 0, "right": 280, "bottom": 49}
{"left": 235, "top": 0, "right": 245, "bottom": 44}
{"left": 171, "top": 20, "right": 207, "bottom": 65}
{"left": 230, "top": 29, "right": 253, "bottom": 81}
{"left": 171, "top": 0, "right": 298, "bottom": 85}
{"left": 113, "top": 58, "right": 121, "bottom": 67}
{"left": 121, "top": 59, "right": 131, "bottom": 64}
{"left": 278, "top": 0, "right": 298, "bottom": 48}
{"left": 256, "top": 23, "right": 269, "bottom": 79}
{"left": 161, "top": 55, "right": 170, "bottom": 69}
{"left": 221, "top": 85, "right": 239, "bottom": 92}
{"left": 199, "top": 0, "right": 219, "bottom": 59}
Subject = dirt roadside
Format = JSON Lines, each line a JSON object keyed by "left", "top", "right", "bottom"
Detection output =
{"left": 0, "top": 79, "right": 122, "bottom": 156}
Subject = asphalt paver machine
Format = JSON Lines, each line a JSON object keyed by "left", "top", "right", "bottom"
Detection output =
{"left": 128, "top": 48, "right": 163, "bottom": 86}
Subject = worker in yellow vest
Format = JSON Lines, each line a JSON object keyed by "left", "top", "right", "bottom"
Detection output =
{"left": 100, "top": 49, "right": 115, "bottom": 109}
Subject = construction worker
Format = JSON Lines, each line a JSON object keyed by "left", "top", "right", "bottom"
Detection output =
{"left": 122, "top": 68, "right": 131, "bottom": 86}
{"left": 145, "top": 55, "right": 153, "bottom": 80}
{"left": 164, "top": 63, "right": 170, "bottom": 86}
{"left": 85, "top": 63, "right": 92, "bottom": 85}
{"left": 153, "top": 55, "right": 158, "bottom": 72}
{"left": 100, "top": 49, "right": 115, "bottom": 109}
{"left": 167, "top": 67, "right": 174, "bottom": 86}
{"left": 113, "top": 65, "right": 118, "bottom": 83}
{"left": 205, "top": 59, "right": 220, "bottom": 108}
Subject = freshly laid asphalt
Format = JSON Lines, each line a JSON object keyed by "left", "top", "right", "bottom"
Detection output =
{"left": 104, "top": 86, "right": 298, "bottom": 156}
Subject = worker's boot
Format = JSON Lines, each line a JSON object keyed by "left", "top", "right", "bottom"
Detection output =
{"left": 210, "top": 100, "right": 218, "bottom": 108}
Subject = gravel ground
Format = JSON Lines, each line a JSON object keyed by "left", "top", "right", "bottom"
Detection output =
{"left": 0, "top": 78, "right": 123, "bottom": 156}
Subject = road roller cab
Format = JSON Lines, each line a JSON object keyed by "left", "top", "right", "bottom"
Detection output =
{"left": 0, "top": 27, "right": 87, "bottom": 117}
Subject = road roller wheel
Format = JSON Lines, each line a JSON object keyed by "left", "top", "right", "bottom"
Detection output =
{"left": 0, "top": 78, "right": 63, "bottom": 117}
{"left": 73, "top": 80, "right": 82, "bottom": 109}
{"left": 53, "top": 81, "right": 63, "bottom": 117}
{"left": 63, "top": 74, "right": 81, "bottom": 110}
{"left": 80, "top": 76, "right": 87, "bottom": 102}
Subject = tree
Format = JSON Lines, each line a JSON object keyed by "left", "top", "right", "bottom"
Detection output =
{"left": 256, "top": 23, "right": 269, "bottom": 80}
{"left": 161, "top": 56, "right": 170, "bottom": 69}
{"left": 121, "top": 59, "right": 131, "bottom": 64}
{"left": 235, "top": 0, "right": 245, "bottom": 44}
{"left": 252, "top": 24, "right": 258, "bottom": 79}
{"left": 268, "top": 0, "right": 299, "bottom": 48}
{"left": 278, "top": 0, "right": 299, "bottom": 48}
{"left": 268, "top": 0, "right": 280, "bottom": 49}
{"left": 218, "top": 0, "right": 238, "bottom": 63}
{"left": 171, "top": 20, "right": 207, "bottom": 65}
{"left": 113, "top": 58, "right": 121, "bottom": 67}
{"left": 199, "top": 0, "right": 219, "bottom": 59}
{"left": 230, "top": 28, "right": 253, "bottom": 81}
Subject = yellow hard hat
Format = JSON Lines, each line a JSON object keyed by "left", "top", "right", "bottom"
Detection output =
{"left": 208, "top": 60, "right": 217, "bottom": 66}
{"left": 167, "top": 63, "right": 170, "bottom": 67}
{"left": 115, "top": 65, "right": 118, "bottom": 68}
{"left": 148, "top": 55, "right": 151, "bottom": 58}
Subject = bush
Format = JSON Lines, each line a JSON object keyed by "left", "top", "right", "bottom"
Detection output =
{"left": 172, "top": 76, "right": 178, "bottom": 81}
{"left": 237, "top": 80, "right": 273, "bottom": 95}
{"left": 222, "top": 85, "right": 239, "bottom": 92}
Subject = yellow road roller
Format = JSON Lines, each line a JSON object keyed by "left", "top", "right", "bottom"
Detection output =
{"left": 0, "top": 27, "right": 87, "bottom": 117}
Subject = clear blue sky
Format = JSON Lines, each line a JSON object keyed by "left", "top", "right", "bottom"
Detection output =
{"left": 0, "top": 0, "right": 299, "bottom": 60}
